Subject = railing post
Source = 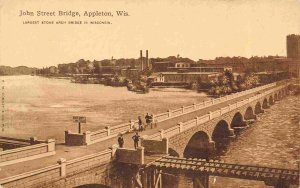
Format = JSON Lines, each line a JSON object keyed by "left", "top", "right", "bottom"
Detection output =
{"left": 83, "top": 131, "right": 91, "bottom": 145}
{"left": 159, "top": 129, "right": 164, "bottom": 139}
{"left": 47, "top": 139, "right": 55, "bottom": 152}
{"left": 137, "top": 147, "right": 145, "bottom": 165}
{"left": 167, "top": 109, "right": 171, "bottom": 117}
{"left": 57, "top": 158, "right": 66, "bottom": 177}
{"left": 193, "top": 103, "right": 196, "bottom": 110}
{"left": 194, "top": 117, "right": 199, "bottom": 125}
{"left": 162, "top": 138, "right": 169, "bottom": 154}
{"left": 181, "top": 106, "right": 184, "bottom": 113}
{"left": 177, "top": 122, "right": 183, "bottom": 132}
{"left": 151, "top": 115, "right": 155, "bottom": 125}
{"left": 209, "top": 111, "right": 212, "bottom": 120}
{"left": 111, "top": 144, "right": 118, "bottom": 158}
{"left": 105, "top": 126, "right": 110, "bottom": 136}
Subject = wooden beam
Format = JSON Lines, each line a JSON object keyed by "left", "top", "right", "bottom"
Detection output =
{"left": 154, "top": 170, "right": 162, "bottom": 188}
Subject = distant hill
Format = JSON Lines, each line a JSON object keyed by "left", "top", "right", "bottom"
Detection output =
{"left": 0, "top": 66, "right": 37, "bottom": 75}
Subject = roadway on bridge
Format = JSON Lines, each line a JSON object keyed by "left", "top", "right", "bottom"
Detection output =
{"left": 0, "top": 85, "right": 278, "bottom": 179}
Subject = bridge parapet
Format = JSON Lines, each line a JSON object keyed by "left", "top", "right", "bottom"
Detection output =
{"left": 0, "top": 148, "right": 114, "bottom": 188}
{"left": 0, "top": 139, "right": 55, "bottom": 167}
{"left": 116, "top": 147, "right": 144, "bottom": 165}
{"left": 141, "top": 137, "right": 168, "bottom": 155}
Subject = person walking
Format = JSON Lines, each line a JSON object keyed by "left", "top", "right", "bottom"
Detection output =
{"left": 118, "top": 134, "right": 124, "bottom": 148}
{"left": 132, "top": 132, "right": 140, "bottom": 149}
{"left": 138, "top": 116, "right": 143, "bottom": 131}
{"left": 145, "top": 113, "right": 152, "bottom": 129}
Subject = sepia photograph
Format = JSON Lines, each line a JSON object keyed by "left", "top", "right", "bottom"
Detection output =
{"left": 0, "top": 0, "right": 299, "bottom": 187}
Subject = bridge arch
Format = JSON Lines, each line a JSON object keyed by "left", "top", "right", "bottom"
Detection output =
{"left": 212, "top": 120, "right": 232, "bottom": 153}
{"left": 244, "top": 106, "right": 256, "bottom": 120}
{"left": 262, "top": 98, "right": 269, "bottom": 109}
{"left": 269, "top": 95, "right": 274, "bottom": 105}
{"left": 274, "top": 93, "right": 278, "bottom": 101}
{"left": 230, "top": 112, "right": 245, "bottom": 128}
{"left": 284, "top": 88, "right": 288, "bottom": 95}
{"left": 254, "top": 102, "right": 263, "bottom": 114}
{"left": 278, "top": 91, "right": 282, "bottom": 99}
{"left": 283, "top": 88, "right": 288, "bottom": 96}
{"left": 183, "top": 131, "right": 212, "bottom": 158}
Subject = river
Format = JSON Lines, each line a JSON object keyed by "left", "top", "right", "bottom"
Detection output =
{"left": 0, "top": 75, "right": 209, "bottom": 142}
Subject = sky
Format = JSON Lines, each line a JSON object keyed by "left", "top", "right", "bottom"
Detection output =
{"left": 0, "top": 0, "right": 299, "bottom": 68}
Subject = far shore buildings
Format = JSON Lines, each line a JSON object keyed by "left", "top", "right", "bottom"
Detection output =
{"left": 46, "top": 34, "right": 299, "bottom": 84}
{"left": 152, "top": 72, "right": 221, "bottom": 84}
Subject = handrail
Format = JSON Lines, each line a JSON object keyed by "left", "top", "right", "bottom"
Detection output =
{"left": 0, "top": 143, "right": 48, "bottom": 155}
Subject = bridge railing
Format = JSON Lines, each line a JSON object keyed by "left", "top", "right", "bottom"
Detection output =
{"left": 211, "top": 110, "right": 221, "bottom": 119}
{"left": 164, "top": 125, "right": 180, "bottom": 138}
{"left": 69, "top": 82, "right": 279, "bottom": 146}
{"left": 151, "top": 82, "right": 277, "bottom": 124}
{"left": 184, "top": 119, "right": 198, "bottom": 130}
{"left": 66, "top": 149, "right": 112, "bottom": 176}
{"left": 0, "top": 139, "right": 56, "bottom": 167}
{"left": 0, "top": 148, "right": 114, "bottom": 188}
{"left": 151, "top": 83, "right": 287, "bottom": 140}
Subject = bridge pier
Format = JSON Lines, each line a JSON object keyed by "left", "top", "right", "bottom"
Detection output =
{"left": 264, "top": 179, "right": 294, "bottom": 188}
{"left": 274, "top": 181, "right": 290, "bottom": 188}
{"left": 228, "top": 128, "right": 235, "bottom": 138}
{"left": 193, "top": 174, "right": 209, "bottom": 188}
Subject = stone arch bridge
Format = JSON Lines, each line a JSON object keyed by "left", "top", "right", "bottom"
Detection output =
{"left": 166, "top": 85, "right": 288, "bottom": 158}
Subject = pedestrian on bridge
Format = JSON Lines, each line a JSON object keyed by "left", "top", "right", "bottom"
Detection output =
{"left": 132, "top": 132, "right": 140, "bottom": 149}
{"left": 138, "top": 116, "right": 143, "bottom": 131}
{"left": 118, "top": 134, "right": 124, "bottom": 148}
{"left": 145, "top": 113, "right": 152, "bottom": 129}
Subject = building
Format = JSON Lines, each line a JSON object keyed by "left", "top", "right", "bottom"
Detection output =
{"left": 287, "top": 34, "right": 300, "bottom": 78}
{"left": 254, "top": 71, "right": 289, "bottom": 84}
{"left": 152, "top": 61, "right": 193, "bottom": 72}
{"left": 168, "top": 66, "right": 232, "bottom": 73}
{"left": 154, "top": 72, "right": 221, "bottom": 84}
{"left": 287, "top": 34, "right": 300, "bottom": 59}
{"left": 120, "top": 68, "right": 139, "bottom": 79}
{"left": 288, "top": 60, "right": 300, "bottom": 78}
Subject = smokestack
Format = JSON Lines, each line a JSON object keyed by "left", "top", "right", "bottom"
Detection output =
{"left": 146, "top": 50, "right": 149, "bottom": 69}
{"left": 140, "top": 50, "right": 143, "bottom": 71}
